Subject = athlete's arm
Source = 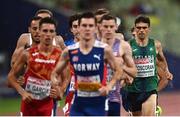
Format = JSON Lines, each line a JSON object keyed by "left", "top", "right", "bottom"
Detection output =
{"left": 9, "top": 47, "right": 25, "bottom": 87}
{"left": 155, "top": 40, "right": 173, "bottom": 80}
{"left": 155, "top": 40, "right": 173, "bottom": 91}
{"left": 11, "top": 33, "right": 29, "bottom": 66}
{"left": 55, "top": 35, "right": 66, "bottom": 50}
{"left": 11, "top": 47, "right": 24, "bottom": 67}
{"left": 122, "top": 40, "right": 137, "bottom": 78}
{"left": 99, "top": 45, "right": 123, "bottom": 95}
{"left": 8, "top": 50, "right": 33, "bottom": 103}
{"left": 156, "top": 53, "right": 171, "bottom": 91}
{"left": 157, "top": 80, "right": 169, "bottom": 91}
{"left": 51, "top": 48, "right": 70, "bottom": 98}
{"left": 16, "top": 33, "right": 29, "bottom": 49}
{"left": 60, "top": 63, "right": 71, "bottom": 93}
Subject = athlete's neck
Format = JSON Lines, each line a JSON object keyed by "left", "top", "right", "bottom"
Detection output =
{"left": 102, "top": 37, "right": 115, "bottom": 48}
{"left": 32, "top": 41, "right": 39, "bottom": 47}
{"left": 38, "top": 43, "right": 53, "bottom": 56}
{"left": 136, "top": 37, "right": 149, "bottom": 47}
{"left": 79, "top": 38, "right": 95, "bottom": 54}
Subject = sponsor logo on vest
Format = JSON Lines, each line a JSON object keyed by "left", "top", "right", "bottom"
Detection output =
{"left": 133, "top": 48, "right": 138, "bottom": 52}
{"left": 93, "top": 54, "right": 101, "bottom": 61}
{"left": 35, "top": 58, "right": 55, "bottom": 64}
{"left": 72, "top": 56, "right": 79, "bottom": 62}
{"left": 32, "top": 52, "right": 39, "bottom": 56}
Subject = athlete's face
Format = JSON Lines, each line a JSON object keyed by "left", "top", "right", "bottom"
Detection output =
{"left": 135, "top": 22, "right": 150, "bottom": 40}
{"left": 71, "top": 20, "right": 79, "bottom": 37}
{"left": 95, "top": 14, "right": 106, "bottom": 32}
{"left": 78, "top": 18, "right": 96, "bottom": 41}
{"left": 95, "top": 14, "right": 104, "bottom": 23}
{"left": 29, "top": 20, "right": 40, "bottom": 43}
{"left": 100, "top": 19, "right": 117, "bottom": 40}
{"left": 39, "top": 23, "right": 56, "bottom": 46}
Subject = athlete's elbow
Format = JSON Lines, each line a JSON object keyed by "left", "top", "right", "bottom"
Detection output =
{"left": 7, "top": 72, "right": 14, "bottom": 88}
{"left": 132, "top": 67, "right": 138, "bottom": 78}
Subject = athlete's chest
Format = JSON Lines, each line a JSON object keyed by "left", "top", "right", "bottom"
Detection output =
{"left": 70, "top": 48, "right": 104, "bottom": 72}
{"left": 28, "top": 48, "right": 60, "bottom": 69}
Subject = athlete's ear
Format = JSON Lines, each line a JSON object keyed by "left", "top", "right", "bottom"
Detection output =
{"left": 147, "top": 27, "right": 151, "bottom": 34}
{"left": 70, "top": 28, "right": 73, "bottom": 33}
{"left": 28, "top": 26, "right": 31, "bottom": 33}
{"left": 115, "top": 24, "right": 118, "bottom": 31}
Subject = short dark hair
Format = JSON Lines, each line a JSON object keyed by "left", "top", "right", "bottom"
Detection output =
{"left": 28, "top": 16, "right": 42, "bottom": 27}
{"left": 35, "top": 9, "right": 53, "bottom": 17}
{"left": 135, "top": 15, "right": 150, "bottom": 27}
{"left": 94, "top": 8, "right": 110, "bottom": 16}
{"left": 39, "top": 17, "right": 57, "bottom": 29}
{"left": 69, "top": 13, "right": 81, "bottom": 28}
{"left": 99, "top": 14, "right": 116, "bottom": 24}
{"left": 78, "top": 12, "right": 97, "bottom": 25}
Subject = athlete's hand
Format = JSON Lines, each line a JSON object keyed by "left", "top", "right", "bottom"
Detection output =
{"left": 50, "top": 85, "right": 63, "bottom": 100}
{"left": 122, "top": 73, "right": 134, "bottom": 85}
{"left": 165, "top": 71, "right": 173, "bottom": 81}
{"left": 99, "top": 86, "right": 110, "bottom": 96}
{"left": 21, "top": 91, "right": 33, "bottom": 103}
{"left": 124, "top": 75, "right": 134, "bottom": 85}
{"left": 17, "top": 76, "right": 25, "bottom": 86}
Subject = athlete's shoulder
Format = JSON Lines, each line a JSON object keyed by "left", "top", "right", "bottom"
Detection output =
{"left": 154, "top": 39, "right": 161, "bottom": 44}
{"left": 120, "top": 39, "right": 129, "bottom": 45}
{"left": 54, "top": 35, "right": 66, "bottom": 49}
{"left": 53, "top": 46, "right": 62, "bottom": 52}
{"left": 154, "top": 39, "right": 162, "bottom": 51}
{"left": 121, "top": 39, "right": 131, "bottom": 50}
{"left": 55, "top": 35, "right": 64, "bottom": 42}
{"left": 19, "top": 33, "right": 31, "bottom": 41}
{"left": 115, "top": 33, "right": 124, "bottom": 40}
{"left": 16, "top": 33, "right": 31, "bottom": 49}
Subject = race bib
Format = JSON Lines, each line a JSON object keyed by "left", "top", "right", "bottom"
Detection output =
{"left": 76, "top": 75, "right": 101, "bottom": 97}
{"left": 69, "top": 76, "right": 75, "bottom": 91}
{"left": 135, "top": 56, "right": 155, "bottom": 77}
{"left": 25, "top": 76, "right": 51, "bottom": 100}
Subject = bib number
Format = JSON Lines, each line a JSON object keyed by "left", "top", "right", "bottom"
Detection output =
{"left": 25, "top": 76, "right": 51, "bottom": 100}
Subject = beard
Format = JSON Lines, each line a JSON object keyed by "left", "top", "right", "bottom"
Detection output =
{"left": 138, "top": 33, "right": 145, "bottom": 40}
{"left": 105, "top": 33, "right": 113, "bottom": 39}
{"left": 33, "top": 37, "right": 40, "bottom": 44}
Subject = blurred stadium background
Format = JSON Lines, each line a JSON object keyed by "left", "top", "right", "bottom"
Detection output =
{"left": 0, "top": 0, "right": 180, "bottom": 115}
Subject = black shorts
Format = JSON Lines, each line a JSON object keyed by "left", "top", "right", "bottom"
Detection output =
{"left": 121, "top": 89, "right": 157, "bottom": 112}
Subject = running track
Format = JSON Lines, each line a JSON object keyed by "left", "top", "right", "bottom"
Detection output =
{"left": 4, "top": 91, "right": 180, "bottom": 116}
